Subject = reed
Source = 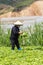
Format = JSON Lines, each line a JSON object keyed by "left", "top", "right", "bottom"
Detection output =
{"left": 0, "top": 22, "right": 43, "bottom": 46}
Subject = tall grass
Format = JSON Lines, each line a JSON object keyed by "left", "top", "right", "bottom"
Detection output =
{"left": 0, "top": 26, "right": 11, "bottom": 46}
{"left": 19, "top": 23, "right": 43, "bottom": 46}
{"left": 0, "top": 23, "right": 43, "bottom": 47}
{"left": 28, "top": 23, "right": 43, "bottom": 46}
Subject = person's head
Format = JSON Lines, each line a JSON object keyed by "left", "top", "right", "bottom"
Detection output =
{"left": 14, "top": 20, "right": 23, "bottom": 27}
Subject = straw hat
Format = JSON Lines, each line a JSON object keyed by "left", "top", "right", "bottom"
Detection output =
{"left": 14, "top": 20, "right": 23, "bottom": 26}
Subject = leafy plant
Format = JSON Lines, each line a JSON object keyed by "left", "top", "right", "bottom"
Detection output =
{"left": 0, "top": 46, "right": 43, "bottom": 65}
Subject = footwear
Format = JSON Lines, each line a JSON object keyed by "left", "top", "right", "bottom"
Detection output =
{"left": 18, "top": 48, "right": 22, "bottom": 50}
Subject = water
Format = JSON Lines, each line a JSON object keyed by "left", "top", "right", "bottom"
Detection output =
{"left": 0, "top": 16, "right": 43, "bottom": 32}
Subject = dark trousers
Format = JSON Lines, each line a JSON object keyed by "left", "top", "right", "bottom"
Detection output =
{"left": 11, "top": 39, "right": 20, "bottom": 50}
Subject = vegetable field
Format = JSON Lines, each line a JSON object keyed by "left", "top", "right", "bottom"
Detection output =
{"left": 0, "top": 23, "right": 43, "bottom": 65}
{"left": 0, "top": 46, "right": 43, "bottom": 65}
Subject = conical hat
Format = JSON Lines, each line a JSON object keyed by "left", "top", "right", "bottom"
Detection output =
{"left": 14, "top": 20, "right": 23, "bottom": 26}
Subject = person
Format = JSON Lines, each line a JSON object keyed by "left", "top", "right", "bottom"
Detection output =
{"left": 10, "top": 21, "right": 23, "bottom": 50}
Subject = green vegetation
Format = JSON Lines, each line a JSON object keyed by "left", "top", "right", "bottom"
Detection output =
{"left": 0, "top": 23, "right": 43, "bottom": 65}
{"left": 0, "top": 23, "right": 43, "bottom": 46}
{"left": 0, "top": 27, "right": 11, "bottom": 46}
{"left": 0, "top": 0, "right": 37, "bottom": 7}
{"left": 19, "top": 23, "right": 43, "bottom": 46}
{"left": 0, "top": 46, "right": 43, "bottom": 65}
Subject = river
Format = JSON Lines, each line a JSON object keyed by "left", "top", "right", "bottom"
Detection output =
{"left": 0, "top": 16, "right": 43, "bottom": 32}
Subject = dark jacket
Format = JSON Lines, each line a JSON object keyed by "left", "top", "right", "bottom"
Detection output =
{"left": 10, "top": 25, "right": 20, "bottom": 40}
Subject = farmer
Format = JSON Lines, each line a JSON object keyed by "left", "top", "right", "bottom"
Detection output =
{"left": 10, "top": 20, "right": 23, "bottom": 50}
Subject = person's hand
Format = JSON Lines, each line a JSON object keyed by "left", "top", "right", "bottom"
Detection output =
{"left": 19, "top": 31, "right": 23, "bottom": 34}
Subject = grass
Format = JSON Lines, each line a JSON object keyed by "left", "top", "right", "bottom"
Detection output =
{"left": 0, "top": 23, "right": 43, "bottom": 46}
{"left": 0, "top": 23, "right": 43, "bottom": 65}
{"left": 19, "top": 23, "right": 43, "bottom": 46}
{"left": 0, "top": 46, "right": 43, "bottom": 65}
